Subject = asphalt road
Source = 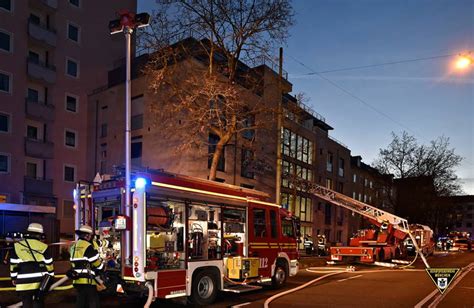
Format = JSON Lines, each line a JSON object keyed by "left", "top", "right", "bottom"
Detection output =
{"left": 1, "top": 251, "right": 473, "bottom": 307}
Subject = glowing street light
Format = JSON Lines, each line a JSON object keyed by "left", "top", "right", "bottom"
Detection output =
{"left": 455, "top": 54, "right": 473, "bottom": 70}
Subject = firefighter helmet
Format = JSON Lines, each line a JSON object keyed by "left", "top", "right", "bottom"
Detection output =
{"left": 77, "top": 225, "right": 93, "bottom": 234}
{"left": 27, "top": 223, "right": 44, "bottom": 234}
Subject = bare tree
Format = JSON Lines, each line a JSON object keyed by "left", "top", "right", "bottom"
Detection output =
{"left": 374, "top": 131, "right": 463, "bottom": 196}
{"left": 140, "top": 0, "right": 294, "bottom": 180}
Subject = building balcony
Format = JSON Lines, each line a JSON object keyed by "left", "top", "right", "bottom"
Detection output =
{"left": 27, "top": 58, "right": 56, "bottom": 84}
{"left": 29, "top": 0, "right": 58, "bottom": 10}
{"left": 24, "top": 177, "right": 54, "bottom": 196}
{"left": 28, "top": 19, "right": 57, "bottom": 47}
{"left": 25, "top": 137, "right": 54, "bottom": 159}
{"left": 25, "top": 98, "right": 55, "bottom": 122}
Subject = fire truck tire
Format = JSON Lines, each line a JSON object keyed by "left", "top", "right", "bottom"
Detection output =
{"left": 190, "top": 270, "right": 218, "bottom": 306}
{"left": 272, "top": 260, "right": 288, "bottom": 289}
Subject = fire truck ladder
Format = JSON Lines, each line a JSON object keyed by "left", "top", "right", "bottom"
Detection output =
{"left": 306, "top": 183, "right": 430, "bottom": 268}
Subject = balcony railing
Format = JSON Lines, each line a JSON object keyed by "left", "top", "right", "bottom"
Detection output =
{"left": 28, "top": 19, "right": 57, "bottom": 47}
{"left": 24, "top": 177, "right": 54, "bottom": 196}
{"left": 27, "top": 57, "right": 56, "bottom": 84}
{"left": 25, "top": 137, "right": 54, "bottom": 159}
{"left": 25, "top": 98, "right": 55, "bottom": 122}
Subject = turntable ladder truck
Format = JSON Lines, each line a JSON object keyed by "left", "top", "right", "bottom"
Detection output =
{"left": 306, "top": 183, "right": 430, "bottom": 268}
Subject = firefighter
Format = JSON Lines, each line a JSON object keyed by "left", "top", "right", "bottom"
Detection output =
{"left": 9, "top": 223, "right": 54, "bottom": 308}
{"left": 70, "top": 225, "right": 104, "bottom": 308}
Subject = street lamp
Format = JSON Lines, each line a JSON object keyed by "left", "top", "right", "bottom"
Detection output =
{"left": 109, "top": 9, "right": 150, "bottom": 264}
{"left": 454, "top": 53, "right": 473, "bottom": 70}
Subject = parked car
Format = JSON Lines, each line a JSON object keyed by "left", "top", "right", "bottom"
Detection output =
{"left": 450, "top": 238, "right": 472, "bottom": 251}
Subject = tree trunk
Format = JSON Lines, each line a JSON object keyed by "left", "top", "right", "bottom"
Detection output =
{"left": 209, "top": 140, "right": 226, "bottom": 181}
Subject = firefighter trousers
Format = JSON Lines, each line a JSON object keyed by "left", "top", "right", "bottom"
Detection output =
{"left": 75, "top": 285, "right": 100, "bottom": 308}
{"left": 18, "top": 290, "right": 44, "bottom": 308}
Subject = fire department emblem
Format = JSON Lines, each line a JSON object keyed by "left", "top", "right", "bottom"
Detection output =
{"left": 437, "top": 277, "right": 447, "bottom": 289}
{"left": 426, "top": 268, "right": 460, "bottom": 294}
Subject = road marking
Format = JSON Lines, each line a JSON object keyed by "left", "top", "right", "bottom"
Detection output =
{"left": 414, "top": 289, "right": 438, "bottom": 308}
{"left": 231, "top": 302, "right": 252, "bottom": 308}
{"left": 337, "top": 274, "right": 363, "bottom": 282}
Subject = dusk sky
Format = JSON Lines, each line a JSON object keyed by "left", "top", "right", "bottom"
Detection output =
{"left": 139, "top": 0, "right": 474, "bottom": 194}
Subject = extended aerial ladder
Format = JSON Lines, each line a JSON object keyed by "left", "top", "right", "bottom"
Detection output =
{"left": 305, "top": 183, "right": 430, "bottom": 268}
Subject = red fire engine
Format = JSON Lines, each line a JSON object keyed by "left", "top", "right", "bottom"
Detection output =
{"left": 74, "top": 170, "right": 300, "bottom": 305}
{"left": 305, "top": 184, "right": 430, "bottom": 268}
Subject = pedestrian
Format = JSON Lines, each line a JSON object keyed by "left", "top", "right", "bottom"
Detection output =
{"left": 70, "top": 225, "right": 104, "bottom": 308}
{"left": 9, "top": 223, "right": 54, "bottom": 308}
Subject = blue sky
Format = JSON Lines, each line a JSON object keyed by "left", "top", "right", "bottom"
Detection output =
{"left": 138, "top": 0, "right": 473, "bottom": 194}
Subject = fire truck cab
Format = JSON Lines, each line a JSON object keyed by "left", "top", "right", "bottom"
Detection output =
{"left": 74, "top": 170, "right": 299, "bottom": 305}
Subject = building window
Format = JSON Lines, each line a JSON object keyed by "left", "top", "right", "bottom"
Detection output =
{"left": 63, "top": 200, "right": 75, "bottom": 218}
{"left": 369, "top": 181, "right": 373, "bottom": 189}
{"left": 0, "top": 30, "right": 11, "bottom": 52}
{"left": 326, "top": 178, "right": 333, "bottom": 190}
{"left": 67, "top": 23, "right": 80, "bottom": 42}
{"left": 337, "top": 182, "right": 344, "bottom": 193}
{"left": 467, "top": 222, "right": 473, "bottom": 228}
{"left": 0, "top": 0, "right": 11, "bottom": 12}
{"left": 325, "top": 203, "right": 332, "bottom": 225}
{"left": 338, "top": 158, "right": 344, "bottom": 177}
{"left": 0, "top": 71, "right": 11, "bottom": 93}
{"left": 336, "top": 230, "right": 342, "bottom": 243}
{"left": 352, "top": 191, "right": 356, "bottom": 199}
{"left": 364, "top": 194, "right": 367, "bottom": 203}
{"left": 281, "top": 128, "right": 312, "bottom": 164}
{"left": 0, "top": 193, "right": 7, "bottom": 203}
{"left": 26, "top": 162, "right": 37, "bottom": 178}
{"left": 0, "top": 153, "right": 10, "bottom": 173}
{"left": 100, "top": 124, "right": 107, "bottom": 138}
{"left": 242, "top": 114, "right": 255, "bottom": 140}
{"left": 64, "top": 165, "right": 75, "bottom": 182}
{"left": 27, "top": 125, "right": 38, "bottom": 139}
{"left": 241, "top": 148, "right": 254, "bottom": 179}
{"left": 208, "top": 134, "right": 225, "bottom": 171}
{"left": 66, "top": 58, "right": 79, "bottom": 78}
{"left": 326, "top": 152, "right": 333, "bottom": 172}
{"left": 131, "top": 140, "right": 142, "bottom": 160}
{"left": 65, "top": 130, "right": 76, "bottom": 147}
{"left": 66, "top": 94, "right": 78, "bottom": 112}
{"left": 364, "top": 178, "right": 368, "bottom": 187}
{"left": 131, "top": 114, "right": 143, "bottom": 130}
{"left": 358, "top": 193, "right": 362, "bottom": 201}
{"left": 29, "top": 13, "right": 40, "bottom": 25}
{"left": 28, "top": 50, "right": 40, "bottom": 64}
{"left": 353, "top": 174, "right": 357, "bottom": 183}
{"left": 0, "top": 113, "right": 10, "bottom": 133}
{"left": 69, "top": 0, "right": 80, "bottom": 7}
{"left": 27, "top": 88, "right": 39, "bottom": 102}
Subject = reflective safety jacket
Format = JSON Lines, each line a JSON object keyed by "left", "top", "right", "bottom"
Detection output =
{"left": 70, "top": 239, "right": 103, "bottom": 285}
{"left": 10, "top": 238, "right": 54, "bottom": 291}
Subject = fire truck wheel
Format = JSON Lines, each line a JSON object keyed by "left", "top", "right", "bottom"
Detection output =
{"left": 272, "top": 261, "right": 288, "bottom": 289}
{"left": 190, "top": 270, "right": 218, "bottom": 306}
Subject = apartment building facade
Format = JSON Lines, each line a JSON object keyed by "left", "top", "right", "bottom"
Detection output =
{"left": 86, "top": 40, "right": 291, "bottom": 203}
{"left": 0, "top": 0, "right": 136, "bottom": 235}
{"left": 280, "top": 94, "right": 354, "bottom": 245}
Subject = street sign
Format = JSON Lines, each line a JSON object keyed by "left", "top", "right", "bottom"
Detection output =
{"left": 426, "top": 268, "right": 460, "bottom": 294}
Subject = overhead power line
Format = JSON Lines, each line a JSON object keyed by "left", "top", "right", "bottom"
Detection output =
{"left": 294, "top": 53, "right": 457, "bottom": 75}
{"left": 287, "top": 54, "right": 423, "bottom": 137}
{"left": 287, "top": 53, "right": 474, "bottom": 168}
